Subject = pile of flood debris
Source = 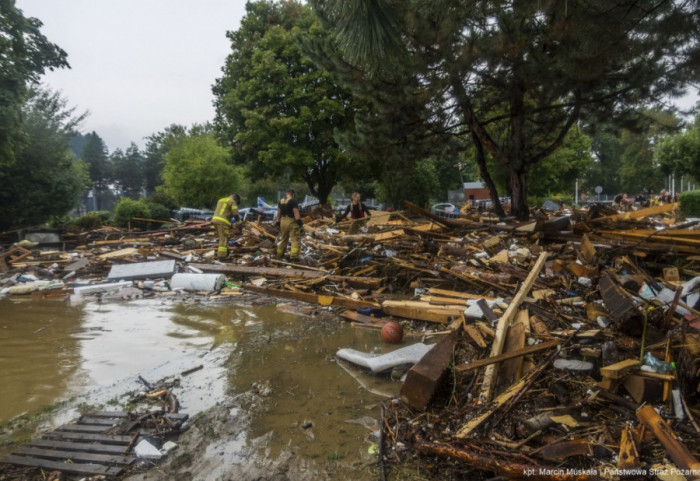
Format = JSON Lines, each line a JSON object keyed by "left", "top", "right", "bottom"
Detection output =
{"left": 1, "top": 200, "right": 700, "bottom": 480}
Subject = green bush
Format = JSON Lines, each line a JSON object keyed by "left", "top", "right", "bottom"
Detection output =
{"left": 74, "top": 211, "right": 111, "bottom": 230}
{"left": 679, "top": 190, "right": 700, "bottom": 217}
{"left": 147, "top": 202, "right": 173, "bottom": 227}
{"left": 113, "top": 198, "right": 150, "bottom": 230}
{"left": 148, "top": 191, "right": 178, "bottom": 211}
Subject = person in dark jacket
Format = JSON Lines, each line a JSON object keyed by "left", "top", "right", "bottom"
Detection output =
{"left": 338, "top": 192, "right": 372, "bottom": 221}
{"left": 276, "top": 189, "right": 302, "bottom": 260}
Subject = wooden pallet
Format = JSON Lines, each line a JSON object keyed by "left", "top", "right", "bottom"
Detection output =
{"left": 0, "top": 410, "right": 188, "bottom": 478}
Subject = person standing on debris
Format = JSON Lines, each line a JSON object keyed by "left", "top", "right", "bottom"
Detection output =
{"left": 212, "top": 193, "right": 241, "bottom": 259}
{"left": 613, "top": 192, "right": 624, "bottom": 208}
{"left": 276, "top": 189, "right": 302, "bottom": 260}
{"left": 635, "top": 192, "right": 647, "bottom": 208}
{"left": 337, "top": 192, "right": 372, "bottom": 222}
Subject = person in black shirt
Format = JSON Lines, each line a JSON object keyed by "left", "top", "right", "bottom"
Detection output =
{"left": 338, "top": 192, "right": 372, "bottom": 221}
{"left": 275, "top": 189, "right": 302, "bottom": 260}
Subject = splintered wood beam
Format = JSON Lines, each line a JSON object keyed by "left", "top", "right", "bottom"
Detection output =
{"left": 399, "top": 333, "right": 457, "bottom": 410}
{"left": 636, "top": 405, "right": 700, "bottom": 477}
{"left": 455, "top": 339, "right": 561, "bottom": 373}
{"left": 479, "top": 251, "right": 548, "bottom": 403}
{"left": 590, "top": 202, "right": 677, "bottom": 223}
{"left": 243, "top": 284, "right": 380, "bottom": 309}
{"left": 189, "top": 263, "right": 382, "bottom": 289}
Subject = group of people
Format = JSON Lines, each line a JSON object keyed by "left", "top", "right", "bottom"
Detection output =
{"left": 211, "top": 190, "right": 371, "bottom": 261}
{"left": 613, "top": 189, "right": 676, "bottom": 211}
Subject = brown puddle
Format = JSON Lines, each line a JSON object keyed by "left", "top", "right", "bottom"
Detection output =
{"left": 0, "top": 297, "right": 401, "bottom": 479}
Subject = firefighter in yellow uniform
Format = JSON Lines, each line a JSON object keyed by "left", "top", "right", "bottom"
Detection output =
{"left": 211, "top": 193, "right": 241, "bottom": 259}
{"left": 276, "top": 189, "right": 302, "bottom": 260}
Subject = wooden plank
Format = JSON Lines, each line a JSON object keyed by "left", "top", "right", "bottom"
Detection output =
{"left": 427, "top": 288, "right": 496, "bottom": 301}
{"left": 420, "top": 295, "right": 469, "bottom": 306}
{"left": 591, "top": 202, "right": 677, "bottom": 223}
{"left": 28, "top": 439, "right": 132, "bottom": 455}
{"left": 399, "top": 334, "right": 457, "bottom": 410}
{"left": 456, "top": 378, "right": 527, "bottom": 438}
{"left": 380, "top": 305, "right": 461, "bottom": 324}
{"left": 86, "top": 411, "right": 129, "bottom": 418}
{"left": 98, "top": 247, "right": 140, "bottom": 259}
{"left": 11, "top": 447, "right": 135, "bottom": 466}
{"left": 598, "top": 232, "right": 700, "bottom": 247}
{"left": 43, "top": 432, "right": 133, "bottom": 444}
{"left": 500, "top": 310, "right": 527, "bottom": 383}
{"left": 0, "top": 454, "right": 123, "bottom": 477}
{"left": 463, "top": 323, "right": 487, "bottom": 348}
{"left": 191, "top": 263, "right": 382, "bottom": 289}
{"left": 600, "top": 359, "right": 640, "bottom": 380}
{"left": 243, "top": 285, "right": 380, "bottom": 309}
{"left": 382, "top": 300, "right": 466, "bottom": 311}
{"left": 455, "top": 339, "right": 561, "bottom": 373}
{"left": 78, "top": 417, "right": 124, "bottom": 426}
{"left": 599, "top": 229, "right": 700, "bottom": 239}
{"left": 480, "top": 252, "right": 548, "bottom": 403}
{"left": 339, "top": 311, "right": 384, "bottom": 325}
{"left": 55, "top": 424, "right": 111, "bottom": 433}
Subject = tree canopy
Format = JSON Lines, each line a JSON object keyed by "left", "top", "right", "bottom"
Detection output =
{"left": 311, "top": 0, "right": 700, "bottom": 219}
{"left": 656, "top": 110, "right": 700, "bottom": 183}
{"left": 160, "top": 125, "right": 245, "bottom": 209}
{"left": 0, "top": 89, "right": 89, "bottom": 230}
{"left": 213, "top": 0, "right": 355, "bottom": 204}
{"left": 0, "top": 0, "right": 69, "bottom": 166}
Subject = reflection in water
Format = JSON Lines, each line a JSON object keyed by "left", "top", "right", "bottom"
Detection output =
{"left": 0, "top": 298, "right": 86, "bottom": 423}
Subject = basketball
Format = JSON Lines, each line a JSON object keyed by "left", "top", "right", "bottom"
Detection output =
{"left": 381, "top": 321, "right": 404, "bottom": 344}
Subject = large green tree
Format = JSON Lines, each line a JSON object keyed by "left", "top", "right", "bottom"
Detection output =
{"left": 311, "top": 0, "right": 700, "bottom": 219}
{"left": 160, "top": 125, "right": 245, "bottom": 208}
{"left": 0, "top": 89, "right": 89, "bottom": 230}
{"left": 0, "top": 0, "right": 69, "bottom": 166}
{"left": 656, "top": 109, "right": 700, "bottom": 184}
{"left": 213, "top": 0, "right": 355, "bottom": 204}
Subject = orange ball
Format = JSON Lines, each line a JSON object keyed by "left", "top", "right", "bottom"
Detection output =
{"left": 381, "top": 321, "right": 404, "bottom": 344}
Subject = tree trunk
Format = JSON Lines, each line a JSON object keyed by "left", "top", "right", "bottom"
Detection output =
{"left": 471, "top": 132, "right": 505, "bottom": 218}
{"left": 509, "top": 168, "right": 529, "bottom": 221}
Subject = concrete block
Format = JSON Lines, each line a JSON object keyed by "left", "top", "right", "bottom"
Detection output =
{"left": 107, "top": 260, "right": 176, "bottom": 281}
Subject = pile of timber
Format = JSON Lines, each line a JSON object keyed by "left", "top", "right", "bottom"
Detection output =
{"left": 1, "top": 201, "right": 700, "bottom": 479}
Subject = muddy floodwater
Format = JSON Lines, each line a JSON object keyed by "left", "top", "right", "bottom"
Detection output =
{"left": 0, "top": 296, "right": 402, "bottom": 480}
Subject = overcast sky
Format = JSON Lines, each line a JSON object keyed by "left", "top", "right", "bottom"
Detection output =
{"left": 16, "top": 0, "right": 248, "bottom": 153}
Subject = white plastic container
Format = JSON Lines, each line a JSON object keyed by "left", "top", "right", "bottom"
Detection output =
{"left": 170, "top": 273, "right": 226, "bottom": 292}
